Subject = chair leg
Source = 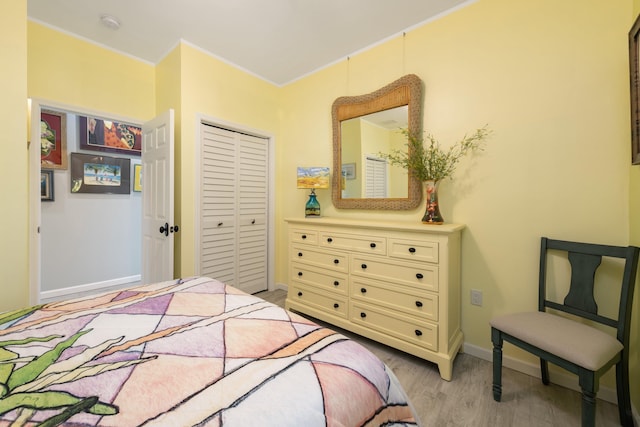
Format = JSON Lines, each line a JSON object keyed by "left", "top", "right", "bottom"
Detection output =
{"left": 540, "top": 359, "right": 550, "bottom": 385}
{"left": 580, "top": 389, "right": 596, "bottom": 427}
{"left": 491, "top": 327, "right": 503, "bottom": 402}
{"left": 579, "top": 373, "right": 597, "bottom": 427}
{"left": 615, "top": 359, "right": 634, "bottom": 427}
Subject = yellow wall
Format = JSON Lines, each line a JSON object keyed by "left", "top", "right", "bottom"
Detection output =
{"left": 0, "top": 0, "right": 28, "bottom": 312}
{"left": 27, "top": 23, "right": 155, "bottom": 119}
{"left": 280, "top": 0, "right": 637, "bottom": 397}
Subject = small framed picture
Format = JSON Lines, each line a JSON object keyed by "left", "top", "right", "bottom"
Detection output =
{"left": 41, "top": 170, "right": 54, "bottom": 201}
{"left": 40, "top": 109, "right": 68, "bottom": 170}
{"left": 70, "top": 153, "right": 131, "bottom": 194}
{"left": 342, "top": 163, "right": 356, "bottom": 180}
{"left": 133, "top": 163, "right": 142, "bottom": 192}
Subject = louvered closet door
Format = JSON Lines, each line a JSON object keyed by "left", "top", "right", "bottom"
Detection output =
{"left": 365, "top": 156, "right": 388, "bottom": 198}
{"left": 200, "top": 124, "right": 268, "bottom": 294}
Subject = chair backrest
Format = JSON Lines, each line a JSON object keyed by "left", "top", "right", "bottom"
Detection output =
{"left": 538, "top": 237, "right": 640, "bottom": 345}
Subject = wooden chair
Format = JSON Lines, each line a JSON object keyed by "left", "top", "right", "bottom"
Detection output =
{"left": 490, "top": 237, "right": 639, "bottom": 427}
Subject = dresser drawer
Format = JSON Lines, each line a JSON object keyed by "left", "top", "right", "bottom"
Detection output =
{"left": 291, "top": 245, "right": 348, "bottom": 273}
{"left": 351, "top": 255, "right": 438, "bottom": 292}
{"left": 351, "top": 277, "right": 438, "bottom": 321}
{"left": 291, "top": 229, "right": 318, "bottom": 245}
{"left": 389, "top": 238, "right": 438, "bottom": 264}
{"left": 291, "top": 263, "right": 348, "bottom": 295}
{"left": 350, "top": 301, "right": 437, "bottom": 351}
{"left": 319, "top": 231, "right": 386, "bottom": 255}
{"left": 290, "top": 284, "right": 348, "bottom": 318}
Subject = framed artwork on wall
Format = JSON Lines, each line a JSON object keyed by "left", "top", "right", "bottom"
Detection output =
{"left": 78, "top": 115, "right": 142, "bottom": 156}
{"left": 342, "top": 163, "right": 356, "bottom": 180}
{"left": 41, "top": 109, "right": 68, "bottom": 170}
{"left": 133, "top": 163, "right": 142, "bottom": 192}
{"left": 41, "top": 170, "right": 54, "bottom": 201}
{"left": 70, "top": 153, "right": 131, "bottom": 194}
{"left": 630, "top": 15, "right": 640, "bottom": 164}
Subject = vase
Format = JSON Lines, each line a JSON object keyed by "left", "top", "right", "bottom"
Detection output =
{"left": 305, "top": 190, "right": 321, "bottom": 218}
{"left": 422, "top": 180, "right": 444, "bottom": 224}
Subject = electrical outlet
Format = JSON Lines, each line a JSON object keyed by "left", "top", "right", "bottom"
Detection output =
{"left": 470, "top": 289, "right": 483, "bottom": 306}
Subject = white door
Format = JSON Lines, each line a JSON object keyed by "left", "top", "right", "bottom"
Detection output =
{"left": 142, "top": 109, "right": 175, "bottom": 284}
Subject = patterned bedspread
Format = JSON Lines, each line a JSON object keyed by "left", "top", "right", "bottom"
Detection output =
{"left": 0, "top": 276, "right": 418, "bottom": 426}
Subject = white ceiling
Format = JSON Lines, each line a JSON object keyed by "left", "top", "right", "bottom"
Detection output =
{"left": 27, "top": 0, "right": 472, "bottom": 86}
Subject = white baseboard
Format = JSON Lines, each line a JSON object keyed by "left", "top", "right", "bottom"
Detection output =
{"left": 463, "top": 342, "right": 639, "bottom": 422}
{"left": 39, "top": 275, "right": 141, "bottom": 302}
{"left": 273, "top": 282, "right": 288, "bottom": 292}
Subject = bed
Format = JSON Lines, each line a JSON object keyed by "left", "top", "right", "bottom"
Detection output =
{"left": 0, "top": 276, "right": 419, "bottom": 426}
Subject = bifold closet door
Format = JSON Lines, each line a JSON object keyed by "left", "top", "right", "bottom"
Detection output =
{"left": 365, "top": 156, "right": 388, "bottom": 198}
{"left": 200, "top": 124, "right": 268, "bottom": 293}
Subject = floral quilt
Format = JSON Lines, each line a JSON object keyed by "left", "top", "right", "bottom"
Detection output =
{"left": 0, "top": 276, "right": 418, "bottom": 426}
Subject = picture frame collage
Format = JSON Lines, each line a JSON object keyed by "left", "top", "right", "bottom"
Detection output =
{"left": 40, "top": 110, "right": 143, "bottom": 200}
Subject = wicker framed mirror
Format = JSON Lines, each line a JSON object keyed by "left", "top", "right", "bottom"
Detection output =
{"left": 331, "top": 74, "right": 423, "bottom": 209}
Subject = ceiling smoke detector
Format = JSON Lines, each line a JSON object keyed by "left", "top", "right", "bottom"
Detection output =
{"left": 100, "top": 14, "right": 121, "bottom": 30}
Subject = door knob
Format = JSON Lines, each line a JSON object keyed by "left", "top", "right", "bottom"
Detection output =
{"left": 160, "top": 223, "right": 179, "bottom": 236}
{"left": 159, "top": 223, "right": 169, "bottom": 236}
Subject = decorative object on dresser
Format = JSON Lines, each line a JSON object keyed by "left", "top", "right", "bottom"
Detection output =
{"left": 296, "top": 167, "right": 330, "bottom": 218}
{"left": 380, "top": 126, "right": 490, "bottom": 224}
{"left": 285, "top": 217, "right": 464, "bottom": 381}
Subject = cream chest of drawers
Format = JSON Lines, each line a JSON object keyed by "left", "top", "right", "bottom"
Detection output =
{"left": 284, "top": 217, "right": 464, "bottom": 381}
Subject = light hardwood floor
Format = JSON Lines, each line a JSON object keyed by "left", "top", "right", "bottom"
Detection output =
{"left": 257, "top": 289, "right": 623, "bottom": 427}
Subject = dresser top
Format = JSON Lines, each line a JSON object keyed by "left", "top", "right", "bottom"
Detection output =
{"left": 285, "top": 217, "right": 465, "bottom": 234}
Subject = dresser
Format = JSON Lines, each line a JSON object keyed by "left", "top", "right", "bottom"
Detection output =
{"left": 284, "top": 217, "right": 464, "bottom": 381}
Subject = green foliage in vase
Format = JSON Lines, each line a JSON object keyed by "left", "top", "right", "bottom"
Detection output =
{"left": 380, "top": 125, "right": 491, "bottom": 182}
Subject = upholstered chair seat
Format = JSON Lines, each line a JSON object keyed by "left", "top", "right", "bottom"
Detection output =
{"left": 490, "top": 311, "right": 623, "bottom": 371}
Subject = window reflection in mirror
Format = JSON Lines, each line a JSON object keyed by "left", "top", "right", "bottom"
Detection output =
{"left": 340, "top": 106, "right": 408, "bottom": 199}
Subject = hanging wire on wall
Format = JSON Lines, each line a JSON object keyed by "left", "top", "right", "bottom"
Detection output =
{"left": 346, "top": 56, "right": 351, "bottom": 95}
{"left": 402, "top": 32, "right": 407, "bottom": 75}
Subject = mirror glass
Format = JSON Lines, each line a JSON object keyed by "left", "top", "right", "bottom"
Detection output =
{"left": 332, "top": 74, "right": 423, "bottom": 210}
{"left": 340, "top": 107, "right": 408, "bottom": 199}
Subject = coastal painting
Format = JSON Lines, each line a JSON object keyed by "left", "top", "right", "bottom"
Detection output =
{"left": 70, "top": 153, "right": 130, "bottom": 194}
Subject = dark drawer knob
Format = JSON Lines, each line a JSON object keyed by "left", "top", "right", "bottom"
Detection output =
{"left": 298, "top": 252, "right": 303, "bottom": 257}
{"left": 297, "top": 272, "right": 303, "bottom": 277}
{"left": 416, "top": 273, "right": 424, "bottom": 279}
{"left": 409, "top": 247, "right": 416, "bottom": 253}
{"left": 415, "top": 301, "right": 423, "bottom": 307}
{"left": 415, "top": 330, "right": 423, "bottom": 336}
{"left": 361, "top": 264, "right": 367, "bottom": 269}
{"left": 327, "top": 237, "right": 333, "bottom": 243}
{"left": 360, "top": 312, "right": 367, "bottom": 318}
{"left": 302, "top": 234, "right": 307, "bottom": 239}
{"left": 334, "top": 259, "right": 339, "bottom": 264}
{"left": 333, "top": 303, "right": 340, "bottom": 309}
{"left": 361, "top": 288, "right": 367, "bottom": 293}
{"left": 297, "top": 291, "right": 303, "bottom": 297}
{"left": 370, "top": 242, "right": 376, "bottom": 248}
{"left": 333, "top": 281, "right": 339, "bottom": 286}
